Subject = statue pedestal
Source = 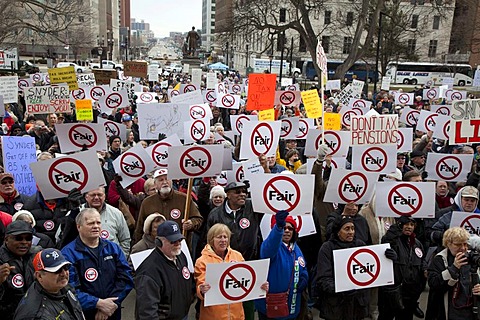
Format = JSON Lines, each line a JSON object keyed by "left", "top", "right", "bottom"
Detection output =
{"left": 181, "top": 55, "right": 202, "bottom": 70}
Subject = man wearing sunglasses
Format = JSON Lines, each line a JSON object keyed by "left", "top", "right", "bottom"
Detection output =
{"left": 0, "top": 220, "right": 41, "bottom": 320}
{"left": 13, "top": 248, "right": 84, "bottom": 320}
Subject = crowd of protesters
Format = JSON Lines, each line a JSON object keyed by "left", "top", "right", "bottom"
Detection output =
{"left": 0, "top": 66, "right": 479, "bottom": 320}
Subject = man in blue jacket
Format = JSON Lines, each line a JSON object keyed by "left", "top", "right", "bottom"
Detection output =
{"left": 61, "top": 208, "right": 133, "bottom": 320}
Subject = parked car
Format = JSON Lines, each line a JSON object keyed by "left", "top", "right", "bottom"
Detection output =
{"left": 56, "top": 62, "right": 87, "bottom": 73}
{"left": 164, "top": 63, "right": 183, "bottom": 73}
{"left": 89, "top": 60, "right": 124, "bottom": 71}
{"left": 19, "top": 60, "right": 40, "bottom": 74}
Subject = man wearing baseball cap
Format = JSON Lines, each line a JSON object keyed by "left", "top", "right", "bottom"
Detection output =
{"left": 135, "top": 221, "right": 193, "bottom": 320}
{"left": 13, "top": 248, "right": 84, "bottom": 319}
{"left": 0, "top": 220, "right": 40, "bottom": 320}
{"left": 0, "top": 173, "right": 29, "bottom": 216}
{"left": 430, "top": 186, "right": 480, "bottom": 245}
{"left": 135, "top": 169, "right": 202, "bottom": 251}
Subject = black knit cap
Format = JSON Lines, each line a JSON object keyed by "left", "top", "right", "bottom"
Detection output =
{"left": 331, "top": 215, "right": 354, "bottom": 236}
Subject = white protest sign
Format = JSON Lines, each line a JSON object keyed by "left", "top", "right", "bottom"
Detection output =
{"left": 168, "top": 88, "right": 180, "bottom": 99}
{"left": 304, "top": 129, "right": 351, "bottom": 157}
{"left": 216, "top": 82, "right": 228, "bottom": 95}
{"left": 204, "top": 259, "right": 269, "bottom": 306}
{"left": 24, "top": 84, "right": 71, "bottom": 114}
{"left": 230, "top": 115, "right": 258, "bottom": 136}
{"left": 70, "top": 85, "right": 90, "bottom": 103}
{"left": 442, "top": 77, "right": 455, "bottom": 89}
{"left": 296, "top": 118, "right": 314, "bottom": 139}
{"left": 184, "top": 118, "right": 210, "bottom": 144}
{"left": 445, "top": 90, "right": 467, "bottom": 102}
{"left": 206, "top": 73, "right": 217, "bottom": 89}
{"left": 0, "top": 95, "right": 4, "bottom": 117}
{"left": 189, "top": 103, "right": 213, "bottom": 120}
{"left": 415, "top": 110, "right": 438, "bottom": 133}
{"left": 113, "top": 144, "right": 156, "bottom": 188}
{"left": 180, "top": 83, "right": 197, "bottom": 94}
{"left": 145, "top": 134, "right": 182, "bottom": 170}
{"left": 375, "top": 182, "right": 435, "bottom": 218}
{"left": 30, "top": 73, "right": 44, "bottom": 84}
{"left": 285, "top": 83, "right": 299, "bottom": 91}
{"left": 98, "top": 89, "right": 129, "bottom": 113}
{"left": 474, "top": 69, "right": 480, "bottom": 87}
{"left": 130, "top": 239, "right": 194, "bottom": 272}
{"left": 191, "top": 69, "right": 202, "bottom": 88}
{"left": 339, "top": 106, "right": 360, "bottom": 128}
{"left": 76, "top": 73, "right": 96, "bottom": 86}
{"left": 183, "top": 63, "right": 190, "bottom": 74}
{"left": 432, "top": 114, "right": 451, "bottom": 141}
{"left": 450, "top": 99, "right": 480, "bottom": 144}
{"left": 171, "top": 89, "right": 204, "bottom": 105}
{"left": 348, "top": 98, "right": 372, "bottom": 111}
{"left": 88, "top": 85, "right": 110, "bottom": 102}
{"left": 137, "top": 103, "right": 191, "bottom": 140}
{"left": 324, "top": 168, "right": 379, "bottom": 204}
{"left": 399, "top": 107, "right": 420, "bottom": 127}
{"left": 29, "top": 150, "right": 105, "bottom": 200}
{"left": 333, "top": 244, "right": 394, "bottom": 292}
{"left": 2, "top": 136, "right": 37, "bottom": 196}
{"left": 97, "top": 117, "right": 127, "bottom": 140}
{"left": 326, "top": 79, "right": 341, "bottom": 91}
{"left": 381, "top": 77, "right": 391, "bottom": 90}
{"left": 423, "top": 88, "right": 440, "bottom": 100}
{"left": 242, "top": 158, "right": 264, "bottom": 181}
{"left": 226, "top": 161, "right": 247, "bottom": 183}
{"left": 250, "top": 174, "right": 314, "bottom": 215}
{"left": 333, "top": 83, "right": 362, "bottom": 105}
{"left": 394, "top": 92, "right": 414, "bottom": 105}
{"left": 274, "top": 90, "right": 301, "bottom": 107}
{"left": 450, "top": 211, "right": 480, "bottom": 236}
{"left": 280, "top": 117, "right": 299, "bottom": 140}
{"left": 202, "top": 89, "right": 217, "bottom": 104}
{"left": 167, "top": 145, "right": 224, "bottom": 179}
{"left": 110, "top": 79, "right": 141, "bottom": 97}
{"left": 351, "top": 114, "right": 398, "bottom": 145}
{"left": 260, "top": 214, "right": 316, "bottom": 240}
{"left": 0, "top": 76, "right": 19, "bottom": 103}
{"left": 18, "top": 78, "right": 32, "bottom": 91}
{"left": 148, "top": 64, "right": 159, "bottom": 82}
{"left": 240, "top": 121, "right": 281, "bottom": 159}
{"left": 430, "top": 104, "right": 451, "bottom": 116}
{"left": 425, "top": 153, "right": 472, "bottom": 182}
{"left": 351, "top": 144, "right": 397, "bottom": 174}
{"left": 217, "top": 93, "right": 240, "bottom": 110}
{"left": 55, "top": 123, "right": 107, "bottom": 153}
{"left": 135, "top": 92, "right": 157, "bottom": 104}
{"left": 280, "top": 78, "right": 293, "bottom": 87}
{"left": 396, "top": 128, "right": 413, "bottom": 153}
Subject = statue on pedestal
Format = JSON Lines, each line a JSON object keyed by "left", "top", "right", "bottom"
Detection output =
{"left": 186, "top": 26, "right": 200, "bottom": 57}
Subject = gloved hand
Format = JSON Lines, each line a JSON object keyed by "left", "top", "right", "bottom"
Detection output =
{"left": 317, "top": 144, "right": 330, "bottom": 162}
{"left": 114, "top": 174, "right": 123, "bottom": 183}
{"left": 158, "top": 133, "right": 167, "bottom": 141}
{"left": 67, "top": 188, "right": 83, "bottom": 207}
{"left": 275, "top": 210, "right": 289, "bottom": 228}
{"left": 385, "top": 248, "right": 398, "bottom": 261}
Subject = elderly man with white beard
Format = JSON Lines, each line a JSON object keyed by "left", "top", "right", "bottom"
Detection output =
{"left": 134, "top": 169, "right": 203, "bottom": 252}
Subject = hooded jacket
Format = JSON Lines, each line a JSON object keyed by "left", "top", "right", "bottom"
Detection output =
{"left": 194, "top": 244, "right": 245, "bottom": 320}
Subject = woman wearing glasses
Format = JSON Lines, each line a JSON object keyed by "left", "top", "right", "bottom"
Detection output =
{"left": 255, "top": 210, "right": 308, "bottom": 320}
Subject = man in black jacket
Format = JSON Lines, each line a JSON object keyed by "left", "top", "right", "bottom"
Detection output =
{"left": 135, "top": 221, "right": 194, "bottom": 320}
{"left": 14, "top": 248, "right": 84, "bottom": 320}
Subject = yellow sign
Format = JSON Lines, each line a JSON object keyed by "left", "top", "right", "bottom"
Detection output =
{"left": 323, "top": 113, "right": 341, "bottom": 130}
{"left": 75, "top": 99, "right": 93, "bottom": 121}
{"left": 48, "top": 66, "right": 78, "bottom": 90}
{"left": 300, "top": 89, "right": 322, "bottom": 119}
{"left": 258, "top": 109, "right": 275, "bottom": 121}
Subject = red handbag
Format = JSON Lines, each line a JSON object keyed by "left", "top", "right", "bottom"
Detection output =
{"left": 266, "top": 291, "right": 289, "bottom": 318}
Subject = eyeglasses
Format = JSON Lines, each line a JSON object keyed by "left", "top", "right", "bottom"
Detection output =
{"left": 233, "top": 189, "right": 247, "bottom": 194}
{"left": 1, "top": 179, "right": 14, "bottom": 185}
{"left": 51, "top": 265, "right": 70, "bottom": 274}
{"left": 87, "top": 193, "right": 105, "bottom": 198}
{"left": 13, "top": 234, "right": 33, "bottom": 241}
{"left": 284, "top": 226, "right": 295, "bottom": 231}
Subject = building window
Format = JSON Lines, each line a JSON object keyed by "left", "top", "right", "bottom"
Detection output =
{"left": 299, "top": 37, "right": 306, "bottom": 52}
{"left": 79, "top": 16, "right": 84, "bottom": 22}
{"left": 346, "top": 12, "right": 354, "bottom": 26}
{"left": 343, "top": 37, "right": 352, "bottom": 54}
{"left": 433, "top": 16, "right": 440, "bottom": 29}
{"left": 407, "top": 39, "right": 416, "bottom": 55}
{"left": 322, "top": 36, "right": 330, "bottom": 53}
{"left": 324, "top": 11, "right": 331, "bottom": 25}
{"left": 428, "top": 40, "right": 438, "bottom": 57}
{"left": 279, "top": 8, "right": 286, "bottom": 23}
{"left": 411, "top": 15, "right": 418, "bottom": 29}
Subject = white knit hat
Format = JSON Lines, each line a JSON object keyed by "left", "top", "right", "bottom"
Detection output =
{"left": 143, "top": 213, "right": 166, "bottom": 234}
{"left": 12, "top": 210, "right": 36, "bottom": 227}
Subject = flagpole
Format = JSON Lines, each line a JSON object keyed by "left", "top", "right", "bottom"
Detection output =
{"left": 321, "top": 69, "right": 325, "bottom": 144}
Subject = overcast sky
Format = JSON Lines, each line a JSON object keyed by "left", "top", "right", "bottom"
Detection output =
{"left": 131, "top": 0, "right": 202, "bottom": 38}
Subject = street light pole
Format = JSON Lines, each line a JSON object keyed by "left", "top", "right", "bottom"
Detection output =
{"left": 269, "top": 54, "right": 273, "bottom": 73}
{"left": 374, "top": 12, "right": 384, "bottom": 94}
{"left": 279, "top": 31, "right": 285, "bottom": 85}
{"left": 245, "top": 43, "right": 249, "bottom": 70}
{"left": 31, "top": 38, "right": 35, "bottom": 66}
